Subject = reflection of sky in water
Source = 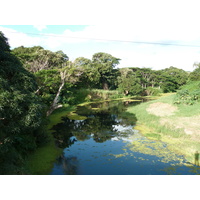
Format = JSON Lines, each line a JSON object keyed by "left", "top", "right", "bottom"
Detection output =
{"left": 50, "top": 100, "right": 200, "bottom": 175}
{"left": 111, "top": 124, "right": 134, "bottom": 141}
{"left": 51, "top": 123, "right": 200, "bottom": 175}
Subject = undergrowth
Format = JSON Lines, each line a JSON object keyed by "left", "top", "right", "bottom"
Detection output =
{"left": 174, "top": 81, "right": 200, "bottom": 105}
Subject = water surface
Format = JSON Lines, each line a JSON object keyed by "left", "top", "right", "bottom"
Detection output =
{"left": 50, "top": 100, "right": 200, "bottom": 175}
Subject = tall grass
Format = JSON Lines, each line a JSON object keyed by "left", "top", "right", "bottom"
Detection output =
{"left": 64, "top": 89, "right": 124, "bottom": 105}
{"left": 87, "top": 89, "right": 123, "bottom": 101}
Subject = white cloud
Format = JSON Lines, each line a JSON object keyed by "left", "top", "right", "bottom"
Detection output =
{"left": 0, "top": 26, "right": 42, "bottom": 48}
{"left": 33, "top": 25, "right": 47, "bottom": 31}
{"left": 1, "top": 20, "right": 200, "bottom": 72}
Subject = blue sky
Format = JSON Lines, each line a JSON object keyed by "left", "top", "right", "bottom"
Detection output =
{"left": 2, "top": 25, "right": 88, "bottom": 34}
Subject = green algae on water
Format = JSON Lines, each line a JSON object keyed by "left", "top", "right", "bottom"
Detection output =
{"left": 66, "top": 112, "right": 87, "bottom": 120}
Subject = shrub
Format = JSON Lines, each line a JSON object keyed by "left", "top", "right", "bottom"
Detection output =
{"left": 174, "top": 89, "right": 200, "bottom": 105}
{"left": 144, "top": 87, "right": 162, "bottom": 96}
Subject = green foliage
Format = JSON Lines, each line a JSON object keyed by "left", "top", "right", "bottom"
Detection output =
{"left": 0, "top": 31, "right": 47, "bottom": 174}
{"left": 62, "top": 89, "right": 123, "bottom": 105}
{"left": 127, "top": 66, "right": 188, "bottom": 94}
{"left": 92, "top": 52, "right": 120, "bottom": 90}
{"left": 189, "top": 64, "right": 200, "bottom": 81}
{"left": 159, "top": 67, "right": 189, "bottom": 92}
{"left": 174, "top": 81, "right": 200, "bottom": 105}
{"left": 88, "top": 89, "right": 123, "bottom": 100}
{"left": 62, "top": 88, "right": 90, "bottom": 105}
{"left": 12, "top": 46, "right": 69, "bottom": 73}
{"left": 144, "top": 87, "right": 162, "bottom": 96}
{"left": 35, "top": 69, "right": 61, "bottom": 106}
{"left": 117, "top": 68, "right": 143, "bottom": 96}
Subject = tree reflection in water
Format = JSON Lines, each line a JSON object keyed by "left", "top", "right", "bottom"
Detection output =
{"left": 50, "top": 100, "right": 200, "bottom": 175}
{"left": 51, "top": 100, "right": 138, "bottom": 148}
{"left": 56, "top": 154, "right": 78, "bottom": 175}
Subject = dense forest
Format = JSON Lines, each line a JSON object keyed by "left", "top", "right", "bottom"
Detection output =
{"left": 1, "top": 30, "right": 200, "bottom": 174}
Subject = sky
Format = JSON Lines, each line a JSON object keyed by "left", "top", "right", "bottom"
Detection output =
{"left": 1, "top": 1, "right": 200, "bottom": 72}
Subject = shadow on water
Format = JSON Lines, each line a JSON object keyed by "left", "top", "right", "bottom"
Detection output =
{"left": 55, "top": 154, "right": 79, "bottom": 175}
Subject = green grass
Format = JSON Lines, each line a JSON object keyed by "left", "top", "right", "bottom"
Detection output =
{"left": 175, "top": 102, "right": 200, "bottom": 117}
{"left": 25, "top": 95, "right": 142, "bottom": 174}
{"left": 126, "top": 93, "right": 200, "bottom": 164}
{"left": 179, "top": 81, "right": 200, "bottom": 91}
{"left": 25, "top": 132, "right": 62, "bottom": 175}
{"left": 25, "top": 105, "right": 75, "bottom": 175}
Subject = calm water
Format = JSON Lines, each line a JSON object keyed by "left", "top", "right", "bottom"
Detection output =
{"left": 50, "top": 100, "right": 200, "bottom": 175}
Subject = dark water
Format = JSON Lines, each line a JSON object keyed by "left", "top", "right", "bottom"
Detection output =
{"left": 50, "top": 100, "right": 200, "bottom": 175}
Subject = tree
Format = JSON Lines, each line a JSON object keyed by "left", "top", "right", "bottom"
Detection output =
{"left": 13, "top": 46, "right": 84, "bottom": 115}
{"left": 0, "top": 31, "right": 46, "bottom": 174}
{"left": 159, "top": 66, "right": 188, "bottom": 92}
{"left": 92, "top": 52, "right": 120, "bottom": 90}
{"left": 73, "top": 57, "right": 100, "bottom": 88}
{"left": 12, "top": 46, "right": 69, "bottom": 73}
{"left": 46, "top": 63, "right": 84, "bottom": 116}
{"left": 189, "top": 63, "right": 200, "bottom": 81}
{"left": 117, "top": 68, "right": 143, "bottom": 95}
{"left": 73, "top": 57, "right": 91, "bottom": 67}
{"left": 130, "top": 67, "right": 157, "bottom": 89}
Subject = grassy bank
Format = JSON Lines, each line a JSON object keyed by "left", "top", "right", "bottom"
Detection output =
{"left": 126, "top": 93, "right": 200, "bottom": 164}
{"left": 24, "top": 91, "right": 165, "bottom": 174}
{"left": 25, "top": 105, "right": 76, "bottom": 175}
{"left": 25, "top": 92, "right": 141, "bottom": 174}
{"left": 24, "top": 95, "right": 127, "bottom": 174}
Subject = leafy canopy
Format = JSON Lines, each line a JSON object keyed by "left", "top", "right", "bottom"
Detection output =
{"left": 0, "top": 31, "right": 46, "bottom": 174}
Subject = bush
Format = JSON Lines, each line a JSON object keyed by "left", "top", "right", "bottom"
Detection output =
{"left": 174, "top": 81, "right": 200, "bottom": 105}
{"left": 174, "top": 89, "right": 200, "bottom": 105}
{"left": 144, "top": 87, "right": 162, "bottom": 96}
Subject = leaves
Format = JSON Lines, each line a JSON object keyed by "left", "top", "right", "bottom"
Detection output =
{"left": 0, "top": 31, "right": 47, "bottom": 174}
{"left": 12, "top": 46, "right": 69, "bottom": 73}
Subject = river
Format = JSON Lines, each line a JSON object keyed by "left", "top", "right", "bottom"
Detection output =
{"left": 50, "top": 99, "right": 200, "bottom": 175}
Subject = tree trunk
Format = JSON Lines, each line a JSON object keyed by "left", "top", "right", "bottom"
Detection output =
{"left": 46, "top": 70, "right": 66, "bottom": 116}
{"left": 46, "top": 81, "right": 64, "bottom": 116}
{"left": 103, "top": 82, "right": 109, "bottom": 90}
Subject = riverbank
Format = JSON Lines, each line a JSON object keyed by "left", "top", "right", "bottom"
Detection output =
{"left": 25, "top": 106, "right": 76, "bottom": 175}
{"left": 126, "top": 93, "right": 200, "bottom": 164}
{"left": 25, "top": 95, "right": 142, "bottom": 174}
